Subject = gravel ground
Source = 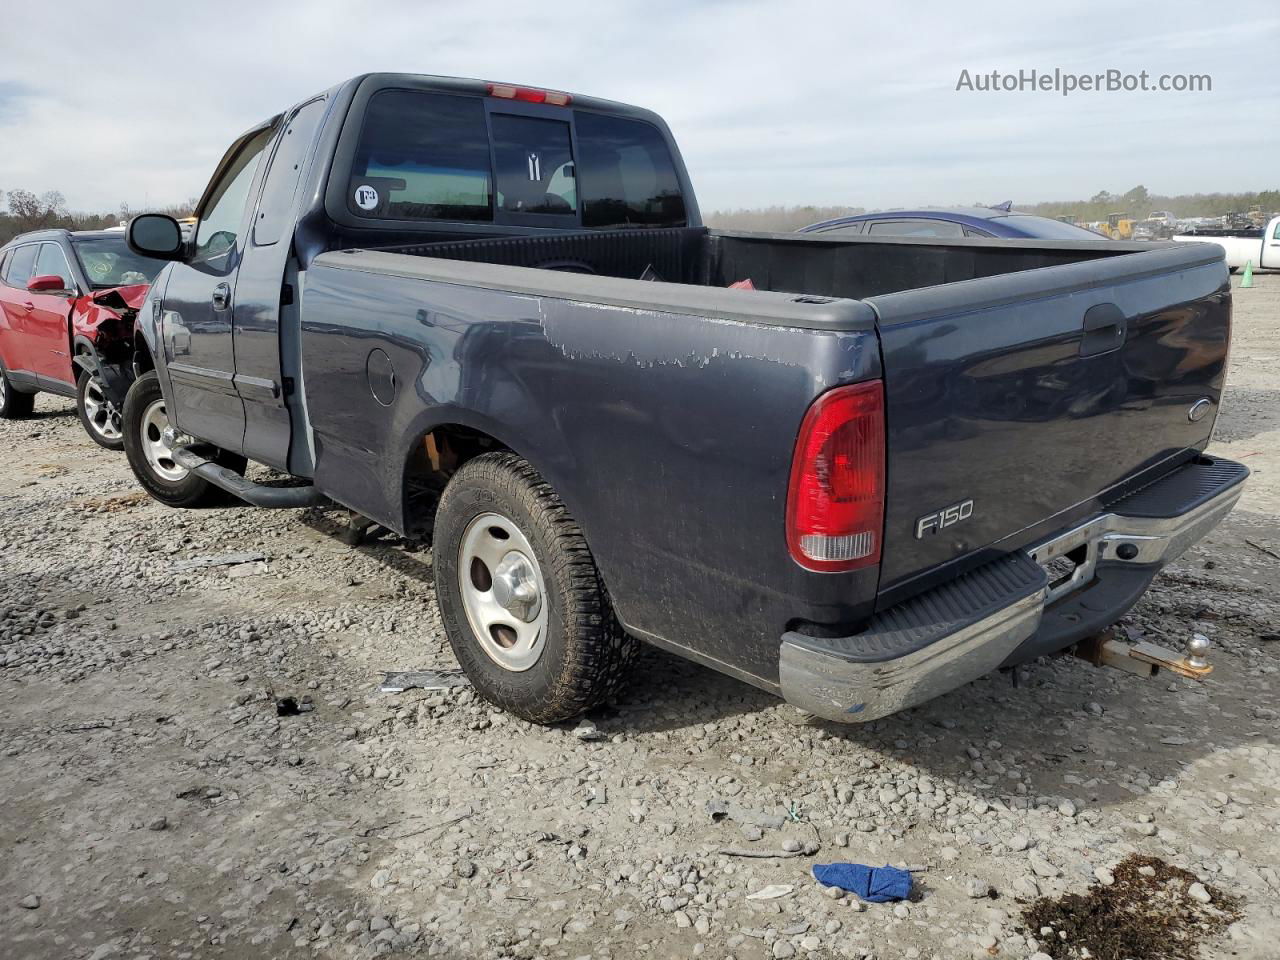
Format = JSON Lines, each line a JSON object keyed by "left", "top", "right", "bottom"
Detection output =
{"left": 2, "top": 274, "right": 1278, "bottom": 960}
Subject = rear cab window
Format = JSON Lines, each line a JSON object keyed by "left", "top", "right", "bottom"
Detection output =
{"left": 342, "top": 88, "right": 686, "bottom": 230}
{"left": 348, "top": 91, "right": 492, "bottom": 221}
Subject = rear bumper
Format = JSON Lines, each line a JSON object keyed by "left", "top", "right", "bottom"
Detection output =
{"left": 778, "top": 455, "right": 1248, "bottom": 722}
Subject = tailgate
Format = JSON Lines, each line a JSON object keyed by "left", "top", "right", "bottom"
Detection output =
{"left": 867, "top": 243, "right": 1230, "bottom": 598}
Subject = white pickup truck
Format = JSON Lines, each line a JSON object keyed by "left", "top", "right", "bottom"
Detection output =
{"left": 1172, "top": 215, "right": 1280, "bottom": 272}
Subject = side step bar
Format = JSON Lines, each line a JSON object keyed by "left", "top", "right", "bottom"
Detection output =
{"left": 171, "top": 446, "right": 327, "bottom": 509}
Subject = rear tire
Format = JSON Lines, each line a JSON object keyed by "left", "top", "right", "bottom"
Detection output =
{"left": 0, "top": 364, "right": 35, "bottom": 419}
{"left": 76, "top": 370, "right": 125, "bottom": 450}
{"left": 433, "top": 452, "right": 637, "bottom": 724}
{"left": 122, "top": 371, "right": 245, "bottom": 508}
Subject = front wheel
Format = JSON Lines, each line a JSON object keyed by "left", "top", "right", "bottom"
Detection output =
{"left": 0, "top": 363, "right": 35, "bottom": 420}
{"left": 76, "top": 370, "right": 125, "bottom": 450}
{"left": 433, "top": 452, "right": 637, "bottom": 724}
{"left": 122, "top": 371, "right": 245, "bottom": 508}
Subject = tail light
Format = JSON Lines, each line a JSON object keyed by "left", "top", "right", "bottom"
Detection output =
{"left": 786, "top": 380, "right": 886, "bottom": 572}
{"left": 486, "top": 83, "right": 573, "bottom": 107}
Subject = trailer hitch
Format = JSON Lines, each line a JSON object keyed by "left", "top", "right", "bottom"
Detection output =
{"left": 1074, "top": 629, "right": 1213, "bottom": 680}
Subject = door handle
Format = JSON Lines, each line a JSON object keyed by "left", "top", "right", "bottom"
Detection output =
{"left": 23, "top": 301, "right": 34, "bottom": 312}
{"left": 211, "top": 283, "right": 231, "bottom": 310}
{"left": 1080, "top": 302, "right": 1127, "bottom": 358}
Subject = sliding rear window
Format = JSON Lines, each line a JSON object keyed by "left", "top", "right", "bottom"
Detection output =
{"left": 574, "top": 113, "right": 686, "bottom": 228}
{"left": 344, "top": 89, "right": 686, "bottom": 229}
{"left": 348, "top": 90, "right": 493, "bottom": 221}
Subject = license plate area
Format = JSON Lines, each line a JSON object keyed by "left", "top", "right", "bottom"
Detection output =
{"left": 1028, "top": 518, "right": 1104, "bottom": 604}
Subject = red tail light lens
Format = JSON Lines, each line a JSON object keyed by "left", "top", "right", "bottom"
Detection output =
{"left": 486, "top": 83, "right": 573, "bottom": 106}
{"left": 786, "top": 380, "right": 886, "bottom": 572}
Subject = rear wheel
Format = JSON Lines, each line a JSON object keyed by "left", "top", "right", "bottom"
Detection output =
{"left": 433, "top": 452, "right": 637, "bottom": 723}
{"left": 0, "top": 364, "right": 36, "bottom": 420}
{"left": 122, "top": 371, "right": 245, "bottom": 507}
{"left": 76, "top": 370, "right": 125, "bottom": 450}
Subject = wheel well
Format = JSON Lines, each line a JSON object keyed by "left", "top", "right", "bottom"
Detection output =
{"left": 132, "top": 331, "right": 155, "bottom": 375}
{"left": 402, "top": 424, "right": 510, "bottom": 538}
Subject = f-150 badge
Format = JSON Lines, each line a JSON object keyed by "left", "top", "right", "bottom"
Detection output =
{"left": 915, "top": 499, "right": 975, "bottom": 539}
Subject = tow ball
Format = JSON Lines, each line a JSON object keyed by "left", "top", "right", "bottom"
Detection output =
{"left": 1074, "top": 629, "right": 1213, "bottom": 680}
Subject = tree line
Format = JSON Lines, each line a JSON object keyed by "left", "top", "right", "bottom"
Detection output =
{"left": 7, "top": 184, "right": 1276, "bottom": 245}
{"left": 705, "top": 187, "right": 1280, "bottom": 232}
{"left": 1018, "top": 186, "right": 1280, "bottom": 223}
{"left": 0, "top": 189, "right": 196, "bottom": 247}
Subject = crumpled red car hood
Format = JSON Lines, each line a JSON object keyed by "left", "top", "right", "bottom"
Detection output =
{"left": 90, "top": 283, "right": 150, "bottom": 311}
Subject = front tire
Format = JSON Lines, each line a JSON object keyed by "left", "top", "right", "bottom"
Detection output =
{"left": 76, "top": 370, "right": 125, "bottom": 450}
{"left": 433, "top": 452, "right": 637, "bottom": 724}
{"left": 122, "top": 371, "right": 245, "bottom": 508}
{"left": 0, "top": 363, "right": 35, "bottom": 419}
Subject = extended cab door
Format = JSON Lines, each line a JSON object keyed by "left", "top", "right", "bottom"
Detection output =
{"left": 231, "top": 96, "right": 329, "bottom": 472}
{"left": 161, "top": 124, "right": 275, "bottom": 448}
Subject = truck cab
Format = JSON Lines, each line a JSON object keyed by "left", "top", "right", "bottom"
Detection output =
{"left": 132, "top": 74, "right": 698, "bottom": 480}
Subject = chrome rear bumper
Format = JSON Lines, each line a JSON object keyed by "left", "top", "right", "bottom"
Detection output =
{"left": 779, "top": 456, "right": 1247, "bottom": 723}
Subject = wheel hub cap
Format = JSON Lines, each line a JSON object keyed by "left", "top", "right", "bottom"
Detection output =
{"left": 141, "top": 399, "right": 190, "bottom": 482}
{"left": 458, "top": 513, "right": 548, "bottom": 673}
{"left": 83, "top": 377, "right": 122, "bottom": 441}
{"left": 491, "top": 551, "right": 542, "bottom": 622}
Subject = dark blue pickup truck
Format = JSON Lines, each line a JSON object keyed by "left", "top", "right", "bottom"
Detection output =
{"left": 121, "top": 73, "right": 1246, "bottom": 724}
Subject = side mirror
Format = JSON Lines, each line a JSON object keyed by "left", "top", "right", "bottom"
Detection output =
{"left": 127, "top": 214, "right": 185, "bottom": 261}
{"left": 28, "top": 274, "right": 69, "bottom": 293}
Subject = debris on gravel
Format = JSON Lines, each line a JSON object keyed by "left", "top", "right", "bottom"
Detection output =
{"left": 1021, "top": 854, "right": 1242, "bottom": 960}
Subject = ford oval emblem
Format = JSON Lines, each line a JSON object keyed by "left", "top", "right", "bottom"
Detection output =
{"left": 1187, "top": 398, "right": 1212, "bottom": 422}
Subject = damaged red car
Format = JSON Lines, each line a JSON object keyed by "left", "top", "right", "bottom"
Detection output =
{"left": 0, "top": 229, "right": 167, "bottom": 448}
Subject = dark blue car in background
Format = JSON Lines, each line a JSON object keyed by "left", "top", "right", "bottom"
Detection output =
{"left": 800, "top": 205, "right": 1105, "bottom": 240}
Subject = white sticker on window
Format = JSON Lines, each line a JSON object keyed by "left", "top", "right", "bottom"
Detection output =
{"left": 354, "top": 185, "right": 379, "bottom": 211}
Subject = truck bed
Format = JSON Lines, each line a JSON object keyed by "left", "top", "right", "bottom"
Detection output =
{"left": 379, "top": 225, "right": 1144, "bottom": 302}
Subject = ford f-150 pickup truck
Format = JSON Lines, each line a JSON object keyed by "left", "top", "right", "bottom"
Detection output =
{"left": 120, "top": 73, "right": 1246, "bottom": 724}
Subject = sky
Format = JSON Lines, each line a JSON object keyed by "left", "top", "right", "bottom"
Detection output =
{"left": 0, "top": 0, "right": 1277, "bottom": 214}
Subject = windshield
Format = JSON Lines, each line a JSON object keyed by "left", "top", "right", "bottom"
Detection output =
{"left": 71, "top": 237, "right": 167, "bottom": 288}
{"left": 1000, "top": 215, "right": 1106, "bottom": 240}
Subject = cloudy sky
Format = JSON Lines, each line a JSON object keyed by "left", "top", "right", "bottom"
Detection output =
{"left": 1, "top": 0, "right": 1276, "bottom": 214}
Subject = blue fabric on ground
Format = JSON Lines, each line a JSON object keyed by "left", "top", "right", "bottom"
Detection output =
{"left": 811, "top": 863, "right": 912, "bottom": 903}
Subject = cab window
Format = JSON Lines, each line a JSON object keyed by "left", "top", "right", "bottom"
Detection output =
{"left": 194, "top": 126, "right": 275, "bottom": 263}
{"left": 254, "top": 98, "right": 328, "bottom": 246}
{"left": 574, "top": 113, "right": 686, "bottom": 228}
{"left": 348, "top": 90, "right": 492, "bottom": 221}
{"left": 491, "top": 114, "right": 577, "bottom": 216}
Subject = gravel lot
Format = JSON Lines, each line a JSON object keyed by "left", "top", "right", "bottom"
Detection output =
{"left": 2, "top": 275, "right": 1278, "bottom": 960}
